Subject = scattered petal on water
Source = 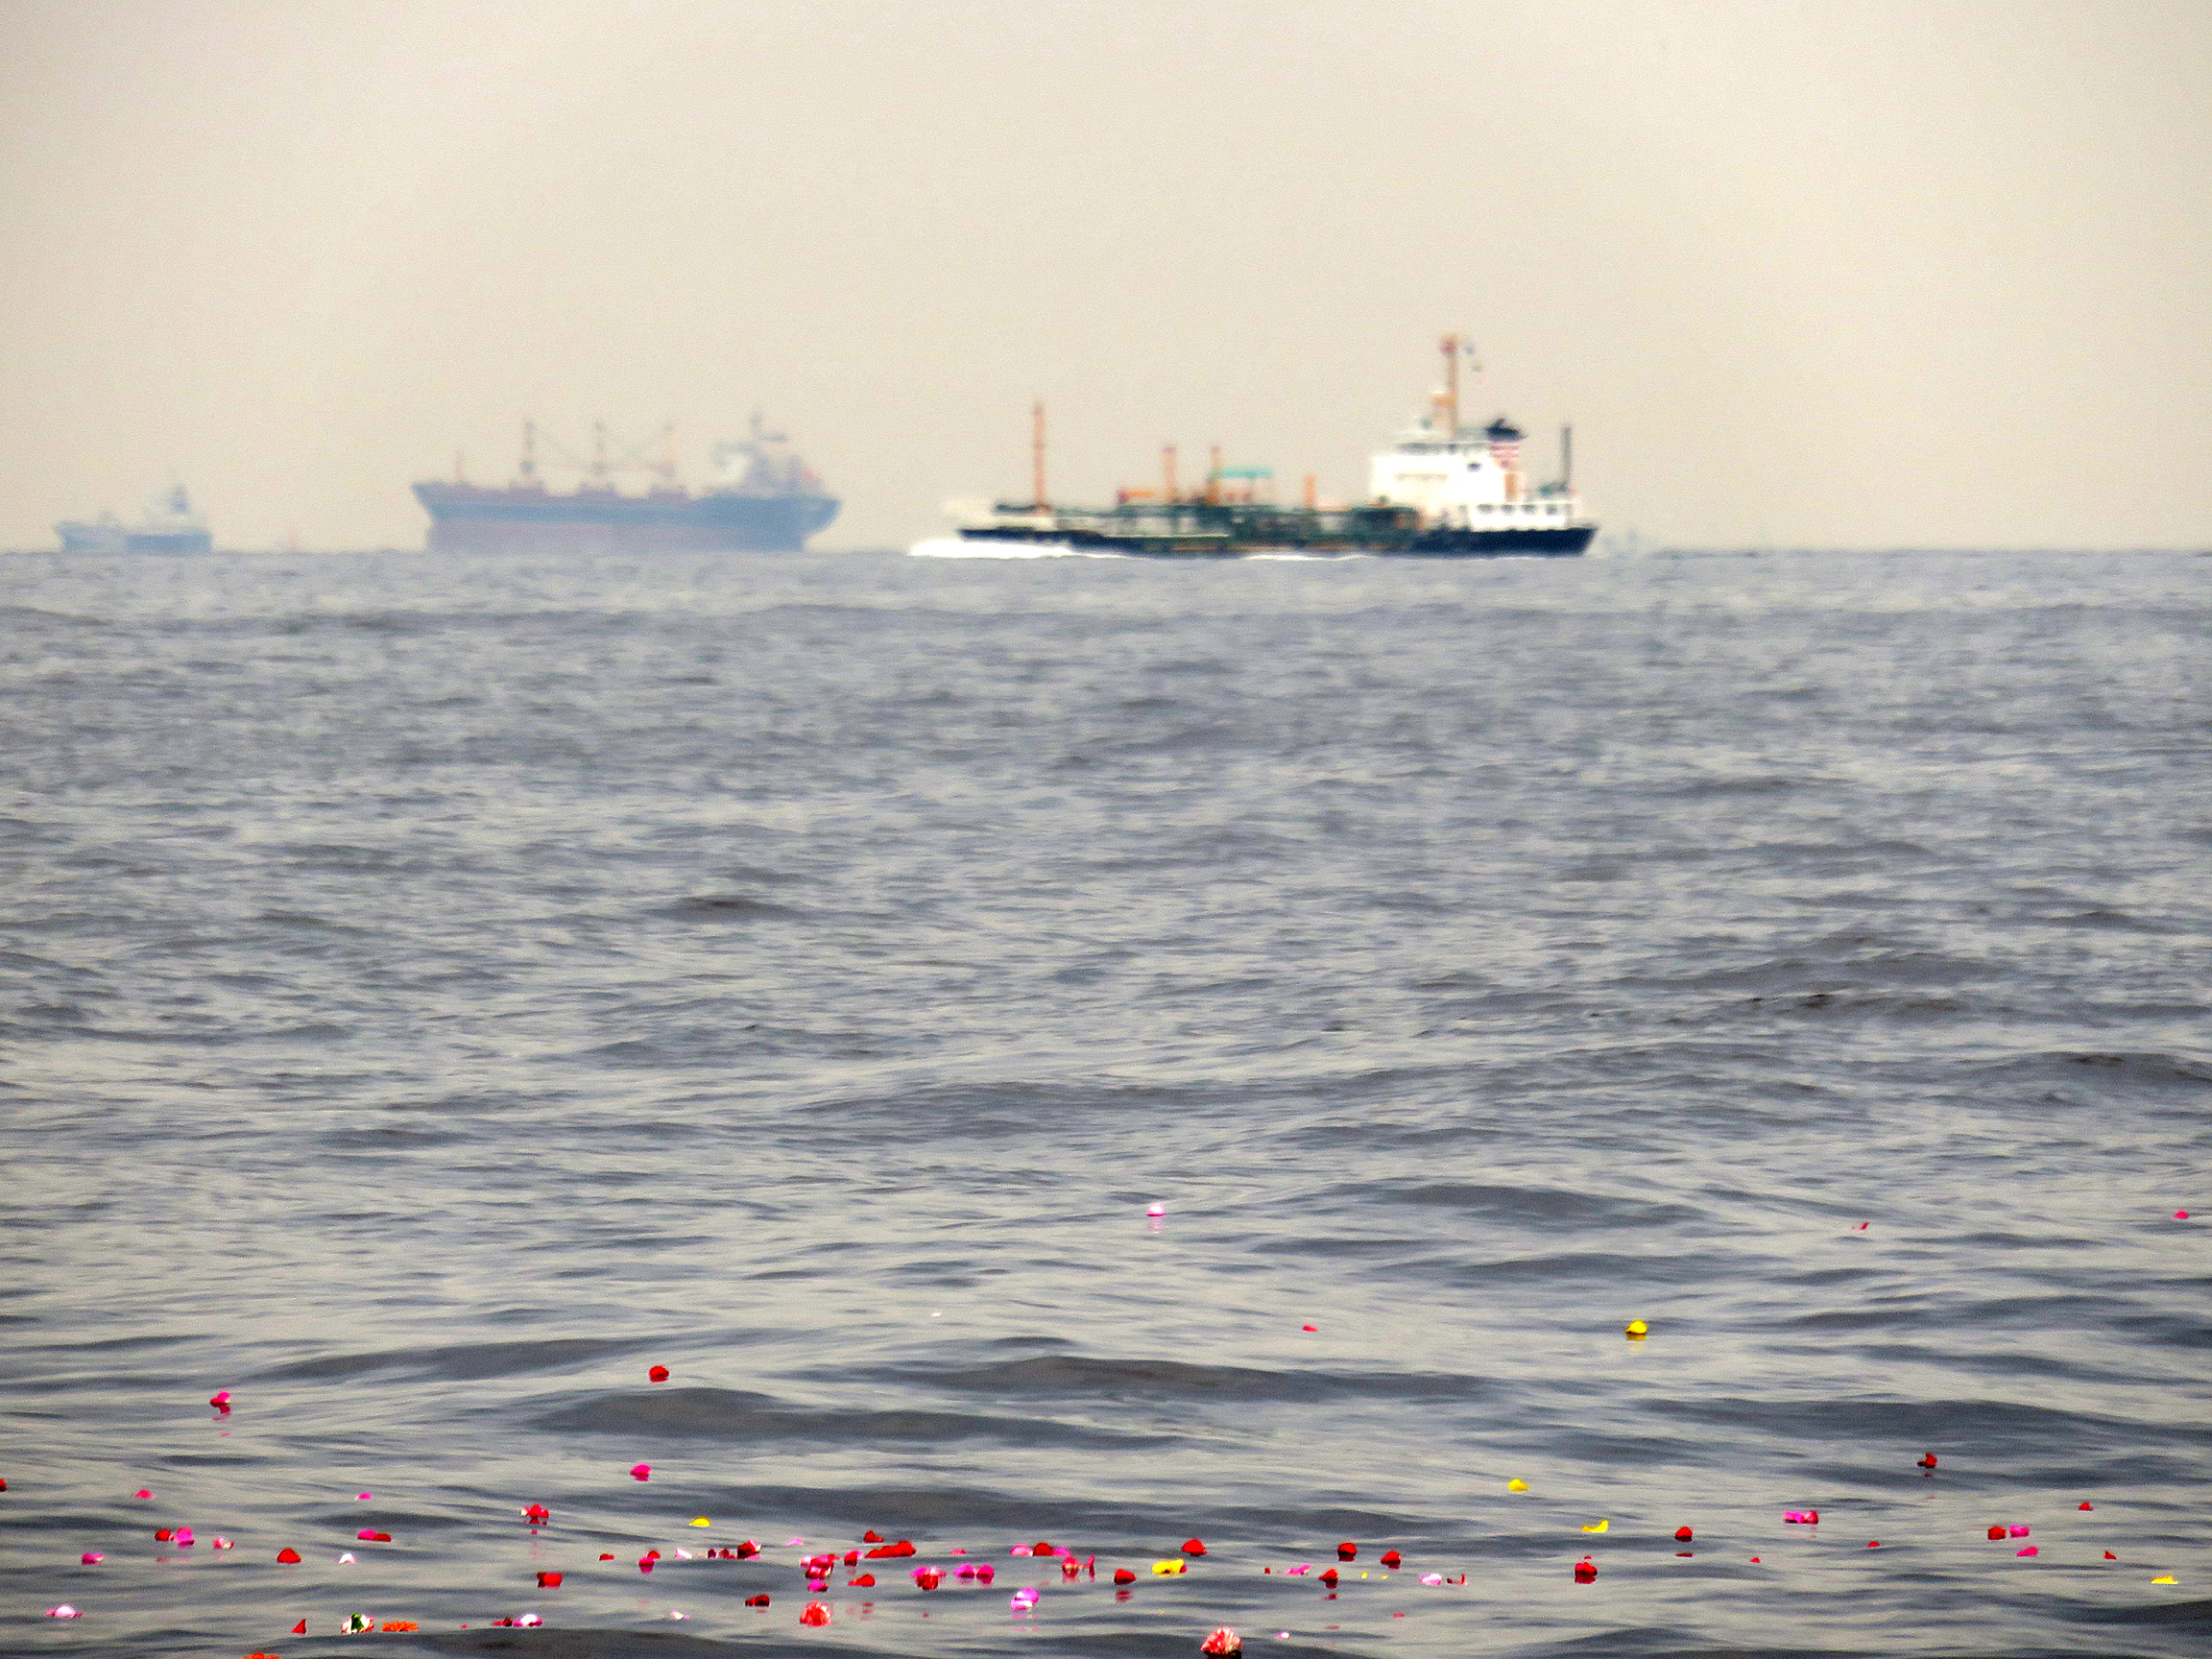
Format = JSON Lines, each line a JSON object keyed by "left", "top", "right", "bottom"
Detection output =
{"left": 1506, "top": 1479, "right": 1529, "bottom": 1493}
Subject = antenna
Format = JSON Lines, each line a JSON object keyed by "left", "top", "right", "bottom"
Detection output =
{"left": 1031, "top": 401, "right": 1047, "bottom": 510}
{"left": 1207, "top": 445, "right": 1222, "bottom": 506}
{"left": 519, "top": 420, "right": 538, "bottom": 483}
{"left": 591, "top": 421, "right": 609, "bottom": 484}
{"left": 1561, "top": 423, "right": 1574, "bottom": 492}
{"left": 1163, "top": 443, "right": 1178, "bottom": 503}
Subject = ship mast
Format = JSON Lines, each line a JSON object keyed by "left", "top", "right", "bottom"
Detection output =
{"left": 1032, "top": 400, "right": 1048, "bottom": 511}
{"left": 1440, "top": 332, "right": 1462, "bottom": 438}
{"left": 519, "top": 420, "right": 538, "bottom": 484}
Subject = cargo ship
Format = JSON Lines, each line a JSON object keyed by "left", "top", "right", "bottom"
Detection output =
{"left": 414, "top": 416, "right": 838, "bottom": 554}
{"left": 56, "top": 484, "right": 212, "bottom": 554}
{"left": 950, "top": 338, "right": 1593, "bottom": 557}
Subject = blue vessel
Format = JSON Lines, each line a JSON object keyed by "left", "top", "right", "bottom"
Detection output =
{"left": 57, "top": 485, "right": 212, "bottom": 554}
{"left": 414, "top": 417, "right": 838, "bottom": 554}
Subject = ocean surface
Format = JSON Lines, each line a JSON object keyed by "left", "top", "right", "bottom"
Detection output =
{"left": 1, "top": 546, "right": 2207, "bottom": 1659}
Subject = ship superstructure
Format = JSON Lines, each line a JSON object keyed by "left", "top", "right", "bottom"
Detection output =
{"left": 414, "top": 416, "right": 838, "bottom": 554}
{"left": 57, "top": 484, "right": 213, "bottom": 554}
{"left": 952, "top": 338, "right": 1595, "bottom": 557}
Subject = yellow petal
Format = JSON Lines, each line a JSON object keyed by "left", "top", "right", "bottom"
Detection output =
{"left": 2152, "top": 1575, "right": 2176, "bottom": 1584}
{"left": 1623, "top": 1320, "right": 1648, "bottom": 1336}
{"left": 1152, "top": 1560, "right": 1186, "bottom": 1575}
{"left": 1581, "top": 1520, "right": 1609, "bottom": 1533}
{"left": 1506, "top": 1479, "right": 1529, "bottom": 1492}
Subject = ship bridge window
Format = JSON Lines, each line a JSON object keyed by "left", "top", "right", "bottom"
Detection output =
{"left": 1479, "top": 503, "right": 1495, "bottom": 513}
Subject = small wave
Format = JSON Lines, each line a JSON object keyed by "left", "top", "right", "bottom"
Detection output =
{"left": 531, "top": 1384, "right": 1174, "bottom": 1448}
{"left": 1653, "top": 774, "right": 1808, "bottom": 799}
{"left": 256, "top": 1336, "right": 649, "bottom": 1383}
{"left": 858, "top": 1354, "right": 1491, "bottom": 1405}
{"left": 1339, "top": 1179, "right": 1704, "bottom": 1232}
{"left": 1976, "top": 1049, "right": 2212, "bottom": 1089}
{"left": 660, "top": 894, "right": 813, "bottom": 922}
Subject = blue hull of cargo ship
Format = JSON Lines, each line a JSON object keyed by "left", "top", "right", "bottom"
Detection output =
{"left": 413, "top": 482, "right": 839, "bottom": 554}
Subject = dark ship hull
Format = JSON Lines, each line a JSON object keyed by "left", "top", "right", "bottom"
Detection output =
{"left": 957, "top": 503, "right": 1593, "bottom": 558}
{"left": 413, "top": 482, "right": 838, "bottom": 555}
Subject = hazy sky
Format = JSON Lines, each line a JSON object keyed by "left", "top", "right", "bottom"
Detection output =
{"left": 3, "top": 0, "right": 2207, "bottom": 551}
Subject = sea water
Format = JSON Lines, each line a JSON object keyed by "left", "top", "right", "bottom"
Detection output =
{"left": 1, "top": 547, "right": 2205, "bottom": 1657}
